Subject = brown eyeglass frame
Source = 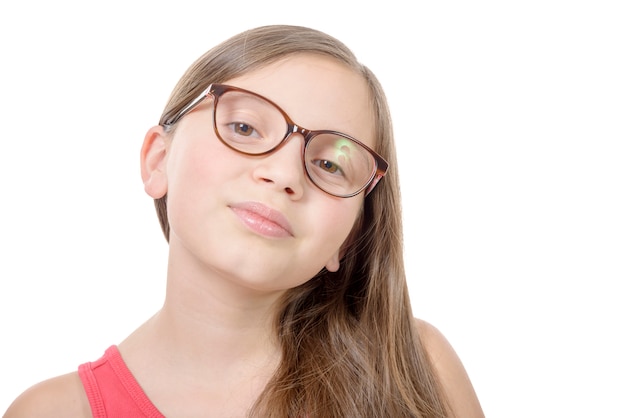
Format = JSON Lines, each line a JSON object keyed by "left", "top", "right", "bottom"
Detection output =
{"left": 163, "top": 83, "right": 388, "bottom": 197}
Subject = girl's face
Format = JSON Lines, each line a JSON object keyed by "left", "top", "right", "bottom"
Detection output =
{"left": 144, "top": 54, "right": 376, "bottom": 294}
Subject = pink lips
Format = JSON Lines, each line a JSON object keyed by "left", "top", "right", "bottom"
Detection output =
{"left": 230, "top": 202, "right": 294, "bottom": 238}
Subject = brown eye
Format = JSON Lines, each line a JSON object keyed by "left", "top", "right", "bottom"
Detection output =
{"left": 312, "top": 159, "right": 343, "bottom": 175}
{"left": 234, "top": 123, "right": 254, "bottom": 136}
{"left": 321, "top": 160, "right": 338, "bottom": 173}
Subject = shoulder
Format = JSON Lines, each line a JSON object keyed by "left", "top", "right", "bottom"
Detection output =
{"left": 413, "top": 318, "right": 485, "bottom": 418}
{"left": 3, "top": 372, "right": 92, "bottom": 418}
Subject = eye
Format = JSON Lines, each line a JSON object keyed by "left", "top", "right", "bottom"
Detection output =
{"left": 312, "top": 159, "right": 344, "bottom": 176}
{"left": 230, "top": 122, "right": 259, "bottom": 138}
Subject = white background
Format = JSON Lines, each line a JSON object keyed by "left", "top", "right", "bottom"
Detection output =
{"left": 1, "top": 1, "right": 624, "bottom": 416}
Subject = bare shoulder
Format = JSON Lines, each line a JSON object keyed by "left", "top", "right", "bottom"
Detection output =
{"left": 3, "top": 372, "right": 92, "bottom": 418}
{"left": 413, "top": 318, "right": 485, "bottom": 418}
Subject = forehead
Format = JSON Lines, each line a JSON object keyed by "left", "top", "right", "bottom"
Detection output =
{"left": 223, "top": 54, "right": 376, "bottom": 148}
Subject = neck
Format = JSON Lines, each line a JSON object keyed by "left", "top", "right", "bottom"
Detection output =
{"left": 161, "top": 262, "right": 282, "bottom": 359}
{"left": 120, "top": 243, "right": 285, "bottom": 378}
{"left": 117, "top": 244, "right": 286, "bottom": 416}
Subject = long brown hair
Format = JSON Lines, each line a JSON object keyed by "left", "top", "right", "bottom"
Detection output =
{"left": 155, "top": 25, "right": 450, "bottom": 417}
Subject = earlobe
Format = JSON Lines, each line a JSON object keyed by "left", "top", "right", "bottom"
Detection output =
{"left": 140, "top": 126, "right": 169, "bottom": 199}
{"left": 326, "top": 218, "right": 362, "bottom": 273}
{"left": 325, "top": 251, "right": 341, "bottom": 272}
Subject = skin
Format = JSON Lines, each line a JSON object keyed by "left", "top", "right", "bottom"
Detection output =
{"left": 4, "top": 54, "right": 484, "bottom": 418}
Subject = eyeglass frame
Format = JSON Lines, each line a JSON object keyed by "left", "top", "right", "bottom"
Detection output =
{"left": 162, "top": 83, "right": 389, "bottom": 197}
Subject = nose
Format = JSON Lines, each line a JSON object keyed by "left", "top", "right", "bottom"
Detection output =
{"left": 251, "top": 133, "right": 306, "bottom": 199}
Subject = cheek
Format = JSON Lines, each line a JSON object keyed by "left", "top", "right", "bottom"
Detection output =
{"left": 168, "top": 134, "right": 237, "bottom": 191}
{"left": 164, "top": 140, "right": 231, "bottom": 224}
{"left": 314, "top": 201, "right": 363, "bottom": 250}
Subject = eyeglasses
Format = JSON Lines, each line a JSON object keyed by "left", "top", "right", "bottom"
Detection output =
{"left": 163, "top": 84, "right": 388, "bottom": 197}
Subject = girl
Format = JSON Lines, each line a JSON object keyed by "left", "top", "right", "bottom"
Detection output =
{"left": 5, "top": 25, "right": 483, "bottom": 417}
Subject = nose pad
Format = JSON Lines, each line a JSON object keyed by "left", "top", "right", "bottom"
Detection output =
{"left": 252, "top": 134, "right": 306, "bottom": 198}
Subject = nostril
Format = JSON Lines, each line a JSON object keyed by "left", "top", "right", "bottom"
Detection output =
{"left": 285, "top": 187, "right": 295, "bottom": 195}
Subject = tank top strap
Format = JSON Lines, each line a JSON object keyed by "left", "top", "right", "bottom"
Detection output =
{"left": 78, "top": 346, "right": 165, "bottom": 418}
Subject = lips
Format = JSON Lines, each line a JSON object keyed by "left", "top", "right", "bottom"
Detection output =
{"left": 229, "top": 201, "right": 294, "bottom": 238}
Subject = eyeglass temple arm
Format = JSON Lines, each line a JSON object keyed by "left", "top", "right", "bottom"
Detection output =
{"left": 365, "top": 172, "right": 384, "bottom": 196}
{"left": 164, "top": 87, "right": 212, "bottom": 126}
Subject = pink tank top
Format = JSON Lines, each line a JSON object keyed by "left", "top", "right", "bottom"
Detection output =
{"left": 78, "top": 346, "right": 165, "bottom": 418}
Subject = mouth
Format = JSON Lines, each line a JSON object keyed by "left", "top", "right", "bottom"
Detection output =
{"left": 229, "top": 201, "right": 294, "bottom": 238}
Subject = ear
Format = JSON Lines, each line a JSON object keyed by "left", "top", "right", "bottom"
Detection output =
{"left": 325, "top": 251, "right": 341, "bottom": 272}
{"left": 325, "top": 209, "right": 363, "bottom": 272}
{"left": 140, "top": 125, "right": 169, "bottom": 199}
